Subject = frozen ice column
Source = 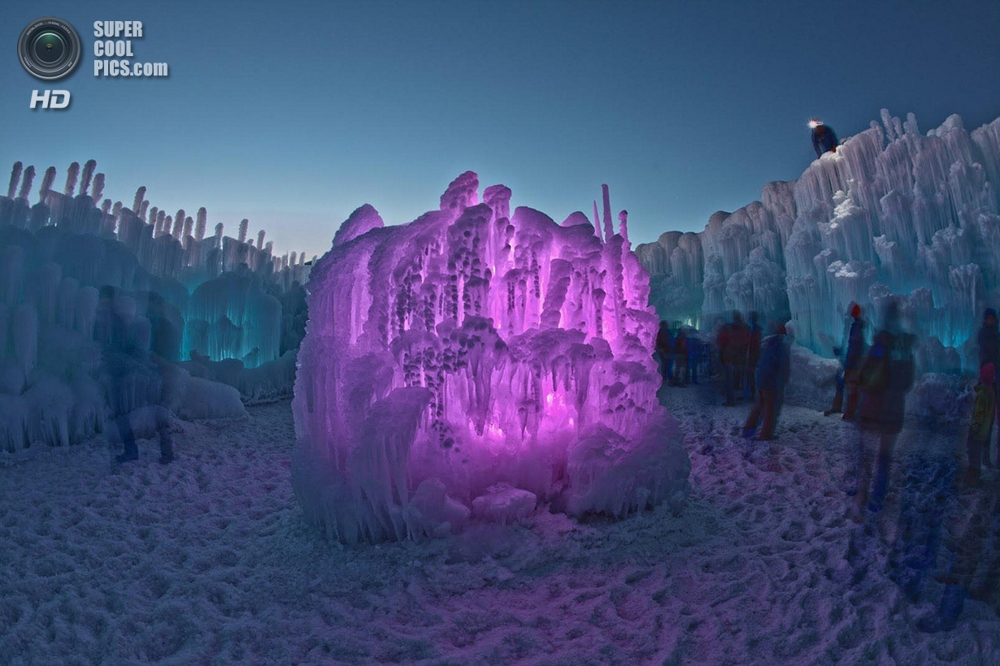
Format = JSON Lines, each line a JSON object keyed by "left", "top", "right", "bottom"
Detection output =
{"left": 292, "top": 172, "right": 690, "bottom": 544}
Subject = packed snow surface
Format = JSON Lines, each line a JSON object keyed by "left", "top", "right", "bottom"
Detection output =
{"left": 292, "top": 173, "right": 689, "bottom": 544}
{"left": 2, "top": 392, "right": 998, "bottom": 664}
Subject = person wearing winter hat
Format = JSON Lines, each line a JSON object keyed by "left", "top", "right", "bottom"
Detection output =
{"left": 826, "top": 302, "right": 867, "bottom": 418}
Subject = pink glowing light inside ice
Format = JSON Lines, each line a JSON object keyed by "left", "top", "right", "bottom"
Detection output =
{"left": 291, "top": 172, "right": 689, "bottom": 543}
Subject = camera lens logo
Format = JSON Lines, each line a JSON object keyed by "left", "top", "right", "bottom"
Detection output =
{"left": 18, "top": 17, "right": 81, "bottom": 80}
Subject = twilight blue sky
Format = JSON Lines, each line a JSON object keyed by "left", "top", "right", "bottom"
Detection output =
{"left": 2, "top": 0, "right": 999, "bottom": 258}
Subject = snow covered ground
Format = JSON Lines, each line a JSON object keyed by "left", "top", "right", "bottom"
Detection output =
{"left": 1, "top": 390, "right": 998, "bottom": 665}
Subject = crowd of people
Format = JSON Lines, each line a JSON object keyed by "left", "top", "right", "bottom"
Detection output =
{"left": 654, "top": 297, "right": 1000, "bottom": 632}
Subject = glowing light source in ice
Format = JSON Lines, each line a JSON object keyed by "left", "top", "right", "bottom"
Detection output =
{"left": 291, "top": 172, "right": 690, "bottom": 543}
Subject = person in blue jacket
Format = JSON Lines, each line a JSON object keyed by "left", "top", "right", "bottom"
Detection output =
{"left": 742, "top": 321, "right": 791, "bottom": 441}
{"left": 810, "top": 119, "right": 839, "bottom": 158}
{"left": 826, "top": 302, "right": 867, "bottom": 418}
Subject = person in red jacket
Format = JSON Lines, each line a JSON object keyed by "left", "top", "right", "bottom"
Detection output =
{"left": 730, "top": 312, "right": 751, "bottom": 399}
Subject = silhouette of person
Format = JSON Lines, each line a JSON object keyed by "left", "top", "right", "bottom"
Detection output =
{"left": 96, "top": 286, "right": 174, "bottom": 464}
{"left": 655, "top": 321, "right": 673, "bottom": 384}
{"left": 810, "top": 119, "right": 839, "bottom": 158}
{"left": 672, "top": 328, "right": 689, "bottom": 386}
{"left": 977, "top": 308, "right": 1000, "bottom": 468}
{"left": 827, "top": 302, "right": 867, "bottom": 419}
{"left": 851, "top": 298, "right": 915, "bottom": 520}
{"left": 742, "top": 321, "right": 790, "bottom": 442}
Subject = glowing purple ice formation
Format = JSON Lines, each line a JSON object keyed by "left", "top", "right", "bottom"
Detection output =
{"left": 292, "top": 173, "right": 690, "bottom": 543}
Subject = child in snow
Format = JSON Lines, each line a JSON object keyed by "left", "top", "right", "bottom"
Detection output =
{"left": 965, "top": 362, "right": 996, "bottom": 487}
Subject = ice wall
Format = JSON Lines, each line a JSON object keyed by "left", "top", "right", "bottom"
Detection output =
{"left": 0, "top": 161, "right": 310, "bottom": 369}
{"left": 292, "top": 173, "right": 690, "bottom": 544}
{"left": 637, "top": 110, "right": 1000, "bottom": 371}
{"left": 0, "top": 161, "right": 312, "bottom": 449}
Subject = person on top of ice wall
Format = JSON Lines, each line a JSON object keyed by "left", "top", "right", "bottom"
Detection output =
{"left": 810, "top": 118, "right": 839, "bottom": 158}
{"left": 826, "top": 303, "right": 867, "bottom": 419}
{"left": 851, "top": 298, "right": 915, "bottom": 520}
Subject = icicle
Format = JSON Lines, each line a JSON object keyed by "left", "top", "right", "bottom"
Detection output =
{"left": 7, "top": 162, "right": 23, "bottom": 199}
{"left": 64, "top": 162, "right": 80, "bottom": 196}
{"left": 80, "top": 159, "right": 96, "bottom": 194}
{"left": 17, "top": 166, "right": 35, "bottom": 200}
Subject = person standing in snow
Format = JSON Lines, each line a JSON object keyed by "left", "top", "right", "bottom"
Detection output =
{"left": 655, "top": 321, "right": 673, "bottom": 385}
{"left": 742, "top": 321, "right": 791, "bottom": 441}
{"left": 852, "top": 298, "right": 915, "bottom": 519}
{"left": 977, "top": 308, "right": 1000, "bottom": 468}
{"left": 96, "top": 286, "right": 174, "bottom": 464}
{"left": 744, "top": 312, "right": 762, "bottom": 401}
{"left": 717, "top": 315, "right": 736, "bottom": 405}
{"left": 810, "top": 118, "right": 839, "bottom": 158}
{"left": 826, "top": 303, "right": 867, "bottom": 419}
{"left": 672, "top": 328, "right": 689, "bottom": 386}
{"left": 965, "top": 363, "right": 996, "bottom": 487}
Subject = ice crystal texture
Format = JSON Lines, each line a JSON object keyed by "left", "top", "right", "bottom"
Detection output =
{"left": 292, "top": 173, "right": 689, "bottom": 543}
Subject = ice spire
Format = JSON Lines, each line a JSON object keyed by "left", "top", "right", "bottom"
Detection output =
{"left": 17, "top": 166, "right": 35, "bottom": 200}
{"left": 238, "top": 218, "right": 249, "bottom": 243}
{"left": 214, "top": 222, "right": 223, "bottom": 246}
{"left": 195, "top": 207, "right": 207, "bottom": 242}
{"left": 172, "top": 209, "right": 185, "bottom": 238}
{"left": 39, "top": 167, "right": 56, "bottom": 202}
{"left": 163, "top": 215, "right": 173, "bottom": 237}
{"left": 593, "top": 201, "right": 602, "bottom": 243}
{"left": 132, "top": 186, "right": 146, "bottom": 214}
{"left": 91, "top": 173, "right": 105, "bottom": 200}
{"left": 80, "top": 159, "right": 96, "bottom": 195}
{"left": 265, "top": 241, "right": 273, "bottom": 255}
{"left": 257, "top": 229, "right": 266, "bottom": 249}
{"left": 101, "top": 199, "right": 112, "bottom": 215}
{"left": 64, "top": 162, "right": 80, "bottom": 196}
{"left": 7, "top": 162, "right": 22, "bottom": 198}
{"left": 618, "top": 210, "right": 629, "bottom": 244}
{"left": 602, "top": 184, "right": 613, "bottom": 241}
{"left": 183, "top": 216, "right": 193, "bottom": 240}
